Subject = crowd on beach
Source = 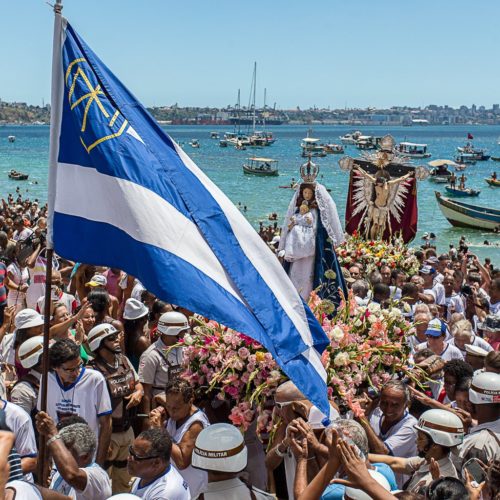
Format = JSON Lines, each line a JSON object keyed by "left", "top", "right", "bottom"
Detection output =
{"left": 0, "top": 191, "right": 498, "bottom": 500}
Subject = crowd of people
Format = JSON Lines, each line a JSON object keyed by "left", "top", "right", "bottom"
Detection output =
{"left": 0, "top": 192, "right": 498, "bottom": 499}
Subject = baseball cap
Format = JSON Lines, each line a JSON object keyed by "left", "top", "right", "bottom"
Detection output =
{"left": 419, "top": 265, "right": 436, "bottom": 275}
{"left": 86, "top": 274, "right": 107, "bottom": 287}
{"left": 425, "top": 318, "right": 443, "bottom": 337}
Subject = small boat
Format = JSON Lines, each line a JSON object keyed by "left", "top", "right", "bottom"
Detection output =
{"left": 210, "top": 132, "right": 219, "bottom": 139}
{"left": 485, "top": 177, "right": 500, "bottom": 187}
{"left": 323, "top": 143, "right": 344, "bottom": 154}
{"left": 397, "top": 142, "right": 431, "bottom": 158}
{"left": 190, "top": 139, "right": 200, "bottom": 148}
{"left": 456, "top": 143, "right": 490, "bottom": 161}
{"left": 301, "top": 137, "right": 327, "bottom": 157}
{"left": 445, "top": 186, "right": 480, "bottom": 197}
{"left": 242, "top": 157, "right": 279, "bottom": 176}
{"left": 219, "top": 140, "right": 228, "bottom": 147}
{"left": 429, "top": 165, "right": 451, "bottom": 183}
{"left": 339, "top": 131, "right": 362, "bottom": 144}
{"left": 455, "top": 153, "right": 477, "bottom": 164}
{"left": 490, "top": 156, "right": 500, "bottom": 162}
{"left": 8, "top": 170, "right": 29, "bottom": 180}
{"left": 355, "top": 135, "right": 382, "bottom": 150}
{"left": 8, "top": 136, "right": 15, "bottom": 143}
{"left": 435, "top": 191, "right": 500, "bottom": 231}
{"left": 454, "top": 164, "right": 467, "bottom": 171}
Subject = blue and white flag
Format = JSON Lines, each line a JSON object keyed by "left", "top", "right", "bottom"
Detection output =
{"left": 48, "top": 13, "right": 331, "bottom": 417}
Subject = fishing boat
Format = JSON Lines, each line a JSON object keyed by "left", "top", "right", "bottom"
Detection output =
{"left": 485, "top": 177, "right": 500, "bottom": 187}
{"left": 397, "top": 142, "right": 431, "bottom": 158}
{"left": 429, "top": 165, "right": 451, "bottom": 183}
{"left": 8, "top": 136, "right": 15, "bottom": 143}
{"left": 445, "top": 186, "right": 480, "bottom": 197}
{"left": 219, "top": 140, "right": 228, "bottom": 148}
{"left": 8, "top": 170, "right": 29, "bottom": 180}
{"left": 301, "top": 137, "right": 326, "bottom": 157}
{"left": 339, "top": 131, "right": 362, "bottom": 144}
{"left": 323, "top": 143, "right": 344, "bottom": 154}
{"left": 455, "top": 153, "right": 477, "bottom": 165}
{"left": 456, "top": 143, "right": 490, "bottom": 161}
{"left": 242, "top": 157, "right": 279, "bottom": 176}
{"left": 435, "top": 192, "right": 500, "bottom": 231}
{"left": 189, "top": 139, "right": 200, "bottom": 148}
{"left": 355, "top": 136, "right": 382, "bottom": 150}
{"left": 210, "top": 132, "right": 219, "bottom": 139}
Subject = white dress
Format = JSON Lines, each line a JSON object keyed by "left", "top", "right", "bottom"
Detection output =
{"left": 284, "top": 209, "right": 317, "bottom": 300}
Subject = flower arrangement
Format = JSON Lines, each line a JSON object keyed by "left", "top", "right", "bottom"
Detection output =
{"left": 177, "top": 319, "right": 285, "bottom": 432}
{"left": 309, "top": 289, "right": 414, "bottom": 416}
{"left": 337, "top": 231, "right": 420, "bottom": 277}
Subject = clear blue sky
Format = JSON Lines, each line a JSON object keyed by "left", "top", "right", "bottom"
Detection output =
{"left": 1, "top": 0, "right": 499, "bottom": 109}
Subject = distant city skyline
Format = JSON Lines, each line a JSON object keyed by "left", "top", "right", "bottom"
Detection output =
{"left": 2, "top": 0, "right": 500, "bottom": 109}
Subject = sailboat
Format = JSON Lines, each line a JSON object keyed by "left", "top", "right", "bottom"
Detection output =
{"left": 224, "top": 89, "right": 250, "bottom": 148}
{"left": 247, "top": 63, "right": 275, "bottom": 147}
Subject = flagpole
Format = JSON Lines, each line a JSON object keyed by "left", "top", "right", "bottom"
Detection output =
{"left": 37, "top": 0, "right": 63, "bottom": 485}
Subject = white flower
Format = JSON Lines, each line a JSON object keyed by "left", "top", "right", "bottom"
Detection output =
{"left": 331, "top": 326, "right": 344, "bottom": 342}
{"left": 333, "top": 352, "right": 350, "bottom": 367}
{"left": 389, "top": 307, "right": 402, "bottom": 320}
{"left": 368, "top": 302, "right": 381, "bottom": 313}
{"left": 183, "top": 333, "right": 194, "bottom": 345}
{"left": 354, "top": 318, "right": 363, "bottom": 327}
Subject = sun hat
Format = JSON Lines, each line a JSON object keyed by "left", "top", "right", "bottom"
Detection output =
{"left": 465, "top": 344, "right": 488, "bottom": 358}
{"left": 14, "top": 309, "right": 44, "bottom": 330}
{"left": 192, "top": 423, "right": 247, "bottom": 473}
{"left": 123, "top": 298, "right": 149, "bottom": 320}
{"left": 85, "top": 274, "right": 108, "bottom": 287}
{"left": 477, "top": 315, "right": 500, "bottom": 333}
{"left": 344, "top": 469, "right": 390, "bottom": 500}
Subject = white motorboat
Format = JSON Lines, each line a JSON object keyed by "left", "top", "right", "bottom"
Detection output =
{"left": 397, "top": 142, "right": 431, "bottom": 158}
{"left": 340, "top": 131, "right": 362, "bottom": 144}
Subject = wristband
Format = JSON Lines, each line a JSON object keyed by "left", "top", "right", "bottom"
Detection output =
{"left": 275, "top": 445, "right": 287, "bottom": 458}
{"left": 47, "top": 434, "right": 62, "bottom": 446}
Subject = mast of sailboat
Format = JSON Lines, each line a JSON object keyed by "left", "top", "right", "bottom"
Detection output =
{"left": 263, "top": 87, "right": 267, "bottom": 131}
{"left": 236, "top": 88, "right": 241, "bottom": 135}
{"left": 252, "top": 62, "right": 257, "bottom": 134}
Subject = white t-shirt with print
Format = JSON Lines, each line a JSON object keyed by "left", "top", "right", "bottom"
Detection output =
{"left": 131, "top": 465, "right": 190, "bottom": 499}
{"left": 50, "top": 463, "right": 111, "bottom": 500}
{"left": 1, "top": 399, "right": 37, "bottom": 460}
{"left": 37, "top": 368, "right": 112, "bottom": 438}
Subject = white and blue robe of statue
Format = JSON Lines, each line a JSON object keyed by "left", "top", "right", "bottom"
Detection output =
{"left": 278, "top": 183, "right": 347, "bottom": 304}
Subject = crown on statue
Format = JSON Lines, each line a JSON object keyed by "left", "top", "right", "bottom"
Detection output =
{"left": 300, "top": 156, "right": 320, "bottom": 183}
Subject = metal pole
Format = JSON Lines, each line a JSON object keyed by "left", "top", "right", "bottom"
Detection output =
{"left": 37, "top": 0, "right": 62, "bottom": 484}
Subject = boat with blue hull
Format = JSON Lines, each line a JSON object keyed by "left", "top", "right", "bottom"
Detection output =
{"left": 435, "top": 192, "right": 500, "bottom": 231}
{"left": 444, "top": 186, "right": 480, "bottom": 197}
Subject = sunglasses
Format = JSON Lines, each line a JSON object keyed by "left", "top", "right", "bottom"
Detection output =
{"left": 104, "top": 333, "right": 119, "bottom": 342}
{"left": 128, "top": 446, "right": 161, "bottom": 461}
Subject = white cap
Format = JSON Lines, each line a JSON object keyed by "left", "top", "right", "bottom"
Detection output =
{"left": 414, "top": 409, "right": 464, "bottom": 447}
{"left": 15, "top": 309, "right": 44, "bottom": 330}
{"left": 192, "top": 423, "right": 247, "bottom": 472}
{"left": 123, "top": 298, "right": 149, "bottom": 320}
{"left": 86, "top": 274, "right": 107, "bottom": 287}
{"left": 107, "top": 495, "right": 141, "bottom": 499}
{"left": 469, "top": 371, "right": 500, "bottom": 404}
{"left": 87, "top": 323, "right": 119, "bottom": 352}
{"left": 465, "top": 344, "right": 488, "bottom": 358}
{"left": 18, "top": 336, "right": 44, "bottom": 369}
{"left": 344, "top": 470, "right": 390, "bottom": 500}
{"left": 157, "top": 311, "right": 189, "bottom": 337}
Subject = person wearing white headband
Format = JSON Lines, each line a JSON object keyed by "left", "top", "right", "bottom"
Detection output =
{"left": 459, "top": 371, "right": 500, "bottom": 465}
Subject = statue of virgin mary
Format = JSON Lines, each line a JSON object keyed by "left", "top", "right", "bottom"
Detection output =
{"left": 278, "top": 158, "right": 347, "bottom": 303}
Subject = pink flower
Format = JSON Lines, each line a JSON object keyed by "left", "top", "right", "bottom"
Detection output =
{"left": 238, "top": 347, "right": 250, "bottom": 360}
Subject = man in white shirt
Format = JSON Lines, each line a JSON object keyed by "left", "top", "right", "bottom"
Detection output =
{"left": 129, "top": 428, "right": 190, "bottom": 499}
{"left": 37, "top": 338, "right": 112, "bottom": 466}
{"left": 416, "top": 320, "right": 463, "bottom": 362}
{"left": 36, "top": 412, "right": 111, "bottom": 500}
{"left": 12, "top": 217, "right": 33, "bottom": 242}
{"left": 488, "top": 277, "right": 500, "bottom": 315}
{"left": 0, "top": 398, "right": 38, "bottom": 477}
{"left": 420, "top": 265, "right": 445, "bottom": 309}
{"left": 459, "top": 371, "right": 500, "bottom": 465}
{"left": 358, "top": 380, "right": 417, "bottom": 488}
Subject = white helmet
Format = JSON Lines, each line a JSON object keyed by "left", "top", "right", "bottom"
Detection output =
{"left": 18, "top": 336, "right": 44, "bottom": 369}
{"left": 469, "top": 371, "right": 500, "bottom": 404}
{"left": 157, "top": 311, "right": 189, "bottom": 337}
{"left": 414, "top": 409, "right": 464, "bottom": 447}
{"left": 344, "top": 469, "right": 390, "bottom": 500}
{"left": 191, "top": 423, "right": 247, "bottom": 472}
{"left": 107, "top": 495, "right": 140, "bottom": 499}
{"left": 88, "top": 323, "right": 119, "bottom": 352}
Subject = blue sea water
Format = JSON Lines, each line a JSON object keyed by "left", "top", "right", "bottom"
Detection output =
{"left": 0, "top": 124, "right": 499, "bottom": 261}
